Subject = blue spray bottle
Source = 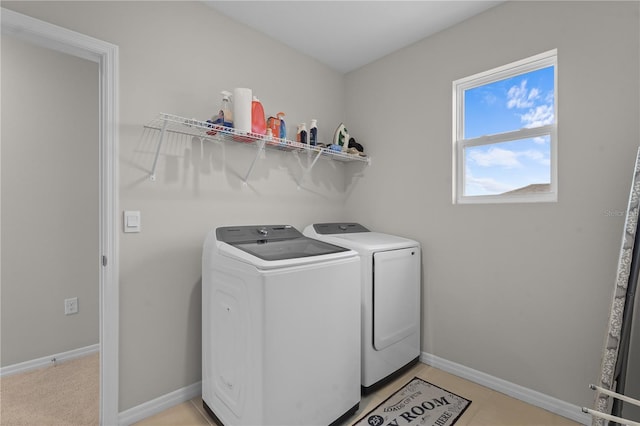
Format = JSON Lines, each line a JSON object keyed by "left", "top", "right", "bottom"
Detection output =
{"left": 278, "top": 113, "right": 286, "bottom": 140}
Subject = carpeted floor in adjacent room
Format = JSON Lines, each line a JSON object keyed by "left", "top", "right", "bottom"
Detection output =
{"left": 0, "top": 352, "right": 99, "bottom": 426}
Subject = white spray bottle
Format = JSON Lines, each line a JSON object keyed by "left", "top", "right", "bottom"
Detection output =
{"left": 214, "top": 90, "right": 233, "bottom": 128}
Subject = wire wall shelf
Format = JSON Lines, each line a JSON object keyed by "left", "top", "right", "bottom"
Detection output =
{"left": 144, "top": 113, "right": 370, "bottom": 183}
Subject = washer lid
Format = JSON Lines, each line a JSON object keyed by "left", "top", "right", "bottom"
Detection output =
{"left": 217, "top": 224, "right": 302, "bottom": 243}
{"left": 216, "top": 225, "right": 350, "bottom": 261}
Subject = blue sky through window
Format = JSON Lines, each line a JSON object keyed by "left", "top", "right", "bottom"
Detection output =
{"left": 463, "top": 66, "right": 555, "bottom": 196}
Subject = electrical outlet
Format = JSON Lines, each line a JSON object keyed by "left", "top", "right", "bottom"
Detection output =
{"left": 64, "top": 297, "right": 78, "bottom": 315}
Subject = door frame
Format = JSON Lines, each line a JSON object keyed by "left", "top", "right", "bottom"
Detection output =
{"left": 1, "top": 8, "right": 119, "bottom": 425}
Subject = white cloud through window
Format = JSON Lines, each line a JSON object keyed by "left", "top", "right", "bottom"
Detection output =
{"left": 468, "top": 146, "right": 549, "bottom": 169}
{"left": 506, "top": 79, "right": 554, "bottom": 128}
{"left": 507, "top": 80, "right": 539, "bottom": 109}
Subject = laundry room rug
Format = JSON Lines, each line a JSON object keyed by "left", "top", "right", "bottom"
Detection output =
{"left": 353, "top": 377, "right": 471, "bottom": 426}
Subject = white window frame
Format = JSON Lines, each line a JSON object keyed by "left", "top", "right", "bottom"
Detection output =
{"left": 452, "top": 49, "right": 558, "bottom": 204}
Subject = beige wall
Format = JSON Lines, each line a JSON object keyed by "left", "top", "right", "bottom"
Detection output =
{"left": 345, "top": 0, "right": 640, "bottom": 408}
{"left": 3, "top": 0, "right": 639, "bottom": 415}
{"left": 1, "top": 0, "right": 352, "bottom": 410}
{"left": 1, "top": 35, "right": 100, "bottom": 365}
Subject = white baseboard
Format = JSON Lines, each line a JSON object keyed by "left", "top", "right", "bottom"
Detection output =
{"left": 116, "top": 354, "right": 592, "bottom": 426}
{"left": 0, "top": 343, "right": 99, "bottom": 378}
{"left": 420, "top": 352, "right": 591, "bottom": 425}
{"left": 118, "top": 381, "right": 202, "bottom": 426}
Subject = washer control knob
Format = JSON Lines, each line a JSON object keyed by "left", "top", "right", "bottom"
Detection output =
{"left": 339, "top": 224, "right": 348, "bottom": 231}
{"left": 258, "top": 227, "right": 269, "bottom": 236}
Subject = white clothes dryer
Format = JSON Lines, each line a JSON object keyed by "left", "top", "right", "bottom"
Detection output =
{"left": 304, "top": 223, "right": 421, "bottom": 394}
{"left": 202, "top": 225, "right": 361, "bottom": 426}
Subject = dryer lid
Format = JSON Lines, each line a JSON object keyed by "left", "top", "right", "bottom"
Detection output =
{"left": 312, "top": 223, "right": 369, "bottom": 234}
{"left": 304, "top": 224, "right": 420, "bottom": 254}
{"left": 216, "top": 225, "right": 350, "bottom": 261}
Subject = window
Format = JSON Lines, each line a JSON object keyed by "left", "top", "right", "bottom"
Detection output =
{"left": 453, "top": 49, "right": 557, "bottom": 204}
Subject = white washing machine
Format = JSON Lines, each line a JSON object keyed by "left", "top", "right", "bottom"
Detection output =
{"left": 202, "top": 225, "right": 361, "bottom": 426}
{"left": 304, "top": 223, "right": 421, "bottom": 393}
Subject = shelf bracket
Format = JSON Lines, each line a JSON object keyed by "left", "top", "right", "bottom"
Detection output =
{"left": 242, "top": 138, "right": 267, "bottom": 185}
{"left": 149, "top": 118, "right": 168, "bottom": 181}
{"left": 296, "top": 149, "right": 323, "bottom": 189}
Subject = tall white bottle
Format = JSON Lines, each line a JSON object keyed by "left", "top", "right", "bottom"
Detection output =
{"left": 233, "top": 88, "right": 252, "bottom": 133}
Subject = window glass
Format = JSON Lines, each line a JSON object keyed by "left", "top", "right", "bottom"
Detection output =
{"left": 453, "top": 50, "right": 557, "bottom": 203}
{"left": 464, "top": 136, "right": 551, "bottom": 196}
{"left": 464, "top": 66, "right": 555, "bottom": 139}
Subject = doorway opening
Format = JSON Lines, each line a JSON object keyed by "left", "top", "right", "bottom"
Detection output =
{"left": 1, "top": 8, "right": 119, "bottom": 425}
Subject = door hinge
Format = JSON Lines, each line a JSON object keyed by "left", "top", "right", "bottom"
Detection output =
{"left": 102, "top": 255, "right": 107, "bottom": 267}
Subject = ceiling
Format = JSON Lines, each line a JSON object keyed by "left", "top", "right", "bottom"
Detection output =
{"left": 205, "top": 1, "right": 504, "bottom": 73}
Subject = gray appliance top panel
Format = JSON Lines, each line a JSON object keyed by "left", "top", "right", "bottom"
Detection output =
{"left": 313, "top": 223, "right": 370, "bottom": 235}
{"left": 216, "top": 225, "right": 349, "bottom": 261}
{"left": 217, "top": 225, "right": 302, "bottom": 243}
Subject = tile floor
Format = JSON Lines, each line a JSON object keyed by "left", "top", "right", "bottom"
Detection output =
{"left": 134, "top": 362, "right": 582, "bottom": 426}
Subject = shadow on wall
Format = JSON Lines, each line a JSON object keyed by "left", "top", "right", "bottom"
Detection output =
{"left": 122, "top": 124, "right": 364, "bottom": 197}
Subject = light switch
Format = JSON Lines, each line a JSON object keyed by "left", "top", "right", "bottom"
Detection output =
{"left": 127, "top": 214, "right": 139, "bottom": 227}
{"left": 124, "top": 210, "right": 141, "bottom": 233}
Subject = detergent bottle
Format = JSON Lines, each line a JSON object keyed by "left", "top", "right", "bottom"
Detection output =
{"left": 251, "top": 96, "right": 266, "bottom": 135}
{"left": 267, "top": 112, "right": 285, "bottom": 139}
